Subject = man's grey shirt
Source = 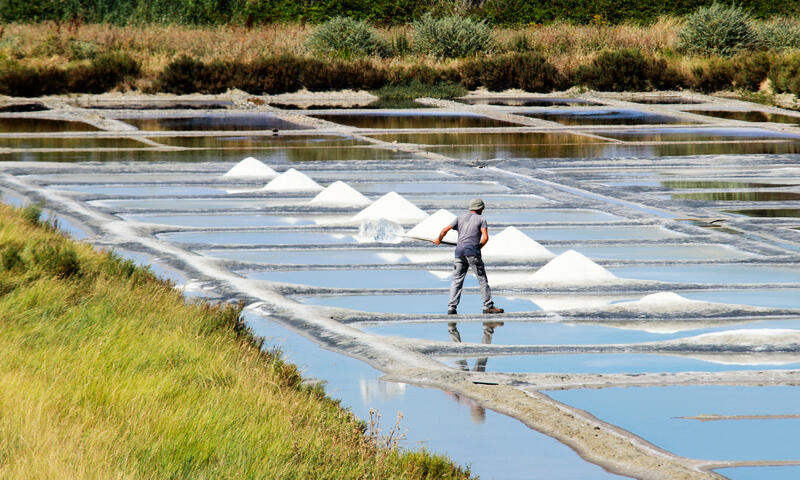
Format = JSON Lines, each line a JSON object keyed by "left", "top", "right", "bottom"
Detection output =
{"left": 449, "top": 212, "right": 487, "bottom": 257}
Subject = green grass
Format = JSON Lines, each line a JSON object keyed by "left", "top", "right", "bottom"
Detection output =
{"left": 0, "top": 203, "right": 472, "bottom": 480}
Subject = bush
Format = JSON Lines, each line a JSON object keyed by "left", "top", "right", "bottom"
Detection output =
{"left": 573, "top": 49, "right": 684, "bottom": 92}
{"left": 21, "top": 203, "right": 43, "bottom": 226}
{"left": 459, "top": 52, "right": 562, "bottom": 92}
{"left": 67, "top": 53, "right": 140, "bottom": 93}
{"left": 769, "top": 53, "right": 800, "bottom": 94}
{"left": 411, "top": 14, "right": 493, "bottom": 58}
{"left": 678, "top": 3, "right": 758, "bottom": 56}
{"left": 0, "top": 64, "right": 67, "bottom": 96}
{"left": 30, "top": 242, "right": 80, "bottom": 279}
{"left": 755, "top": 18, "right": 800, "bottom": 51}
{"left": 689, "top": 57, "right": 735, "bottom": 92}
{"left": 306, "top": 17, "right": 383, "bottom": 58}
{"left": 733, "top": 52, "right": 773, "bottom": 91}
{"left": 0, "top": 244, "right": 23, "bottom": 271}
{"left": 155, "top": 55, "right": 211, "bottom": 94}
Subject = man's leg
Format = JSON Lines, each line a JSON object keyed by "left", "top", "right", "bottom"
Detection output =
{"left": 448, "top": 256, "right": 469, "bottom": 313}
{"left": 466, "top": 255, "right": 494, "bottom": 309}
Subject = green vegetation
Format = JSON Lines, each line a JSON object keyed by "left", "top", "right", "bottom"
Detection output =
{"left": 306, "top": 17, "right": 385, "bottom": 58}
{"left": 2, "top": 0, "right": 800, "bottom": 25}
{"left": 0, "top": 202, "right": 472, "bottom": 479}
{"left": 410, "top": 14, "right": 494, "bottom": 58}
{"left": 678, "top": 2, "right": 758, "bottom": 56}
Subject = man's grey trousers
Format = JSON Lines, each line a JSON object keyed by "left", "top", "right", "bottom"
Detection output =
{"left": 448, "top": 255, "right": 494, "bottom": 310}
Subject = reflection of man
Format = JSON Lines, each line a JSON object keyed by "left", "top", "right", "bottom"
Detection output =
{"left": 447, "top": 321, "right": 504, "bottom": 372}
{"left": 434, "top": 198, "right": 503, "bottom": 315}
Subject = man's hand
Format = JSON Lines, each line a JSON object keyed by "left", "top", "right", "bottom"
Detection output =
{"left": 435, "top": 225, "right": 453, "bottom": 245}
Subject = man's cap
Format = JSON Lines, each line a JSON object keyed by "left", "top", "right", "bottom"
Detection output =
{"left": 469, "top": 198, "right": 484, "bottom": 210}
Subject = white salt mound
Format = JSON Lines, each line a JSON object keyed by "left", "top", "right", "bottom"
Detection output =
{"left": 262, "top": 168, "right": 323, "bottom": 192}
{"left": 673, "top": 329, "right": 800, "bottom": 347}
{"left": 309, "top": 181, "right": 371, "bottom": 207}
{"left": 481, "top": 226, "right": 554, "bottom": 261}
{"left": 527, "top": 249, "right": 617, "bottom": 285}
{"left": 355, "top": 218, "right": 405, "bottom": 244}
{"left": 222, "top": 157, "right": 278, "bottom": 179}
{"left": 352, "top": 192, "right": 428, "bottom": 224}
{"left": 406, "top": 209, "right": 457, "bottom": 243}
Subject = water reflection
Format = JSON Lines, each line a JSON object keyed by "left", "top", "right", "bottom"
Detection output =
{"left": 311, "top": 113, "right": 520, "bottom": 129}
{"left": 726, "top": 208, "right": 800, "bottom": 218}
{"left": 448, "top": 321, "right": 503, "bottom": 377}
{"left": 122, "top": 114, "right": 304, "bottom": 131}
{"left": 520, "top": 109, "right": 693, "bottom": 125}
{"left": 690, "top": 110, "right": 800, "bottom": 125}
{"left": 599, "top": 127, "right": 800, "bottom": 142}
{"left": 457, "top": 97, "right": 602, "bottom": 107}
{"left": 0, "top": 137, "right": 147, "bottom": 149}
{"left": 672, "top": 191, "right": 800, "bottom": 201}
{"left": 660, "top": 181, "right": 798, "bottom": 189}
{"left": 150, "top": 134, "right": 364, "bottom": 148}
{"left": 0, "top": 118, "right": 98, "bottom": 132}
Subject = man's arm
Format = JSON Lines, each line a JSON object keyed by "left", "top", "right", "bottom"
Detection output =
{"left": 433, "top": 225, "right": 452, "bottom": 245}
{"left": 479, "top": 227, "right": 489, "bottom": 248}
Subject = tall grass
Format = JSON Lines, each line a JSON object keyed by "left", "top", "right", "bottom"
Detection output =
{"left": 0, "top": 202, "right": 472, "bottom": 480}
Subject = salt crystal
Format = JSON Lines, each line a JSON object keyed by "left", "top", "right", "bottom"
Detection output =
{"left": 406, "top": 209, "right": 457, "bottom": 243}
{"left": 481, "top": 226, "right": 554, "bottom": 262}
{"left": 352, "top": 192, "right": 428, "bottom": 224}
{"left": 262, "top": 168, "right": 323, "bottom": 192}
{"left": 309, "top": 181, "right": 371, "bottom": 207}
{"left": 222, "top": 157, "right": 278, "bottom": 179}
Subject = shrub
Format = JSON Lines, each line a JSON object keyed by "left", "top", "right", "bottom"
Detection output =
{"left": 689, "top": 57, "right": 735, "bottom": 92}
{"left": 573, "top": 49, "right": 684, "bottom": 92}
{"left": 306, "top": 17, "right": 383, "bottom": 58}
{"left": 68, "top": 40, "right": 100, "bottom": 60}
{"left": 755, "top": 18, "right": 800, "bottom": 51}
{"left": 66, "top": 53, "right": 141, "bottom": 93}
{"left": 733, "top": 52, "right": 773, "bottom": 90}
{"left": 769, "top": 53, "right": 800, "bottom": 94}
{"left": 459, "top": 52, "right": 561, "bottom": 92}
{"left": 21, "top": 202, "right": 43, "bottom": 226}
{"left": 30, "top": 242, "right": 80, "bottom": 278}
{"left": 155, "top": 55, "right": 209, "bottom": 94}
{"left": 0, "top": 243, "right": 23, "bottom": 271}
{"left": 0, "top": 64, "right": 67, "bottom": 96}
{"left": 411, "top": 14, "right": 493, "bottom": 58}
{"left": 235, "top": 55, "right": 304, "bottom": 94}
{"left": 678, "top": 2, "right": 758, "bottom": 56}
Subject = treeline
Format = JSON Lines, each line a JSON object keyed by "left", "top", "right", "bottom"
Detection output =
{"left": 1, "top": 0, "right": 799, "bottom": 25}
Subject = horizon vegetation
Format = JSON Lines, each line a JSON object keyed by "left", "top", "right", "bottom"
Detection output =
{"left": 1, "top": 4, "right": 800, "bottom": 100}
{"left": 0, "top": 202, "right": 473, "bottom": 479}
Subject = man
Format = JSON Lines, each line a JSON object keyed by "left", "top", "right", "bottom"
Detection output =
{"left": 434, "top": 198, "right": 504, "bottom": 315}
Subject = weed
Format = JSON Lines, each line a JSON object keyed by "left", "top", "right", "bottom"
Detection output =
{"left": 20, "top": 202, "right": 43, "bottom": 226}
{"left": 0, "top": 243, "right": 23, "bottom": 271}
{"left": 689, "top": 57, "right": 735, "bottom": 93}
{"left": 67, "top": 39, "right": 99, "bottom": 60}
{"left": 411, "top": 13, "right": 494, "bottom": 58}
{"left": 678, "top": 2, "right": 758, "bottom": 56}
{"left": 29, "top": 242, "right": 80, "bottom": 279}
{"left": 67, "top": 52, "right": 140, "bottom": 93}
{"left": 306, "top": 17, "right": 383, "bottom": 58}
{"left": 755, "top": 18, "right": 800, "bottom": 51}
{"left": 769, "top": 53, "right": 800, "bottom": 95}
{"left": 573, "top": 49, "right": 683, "bottom": 91}
{"left": 733, "top": 52, "right": 773, "bottom": 91}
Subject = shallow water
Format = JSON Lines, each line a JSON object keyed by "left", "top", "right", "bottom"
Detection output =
{"left": 159, "top": 230, "right": 360, "bottom": 246}
{"left": 364, "top": 318, "right": 800, "bottom": 346}
{"left": 726, "top": 208, "right": 800, "bottom": 218}
{"left": 599, "top": 128, "right": 800, "bottom": 142}
{"left": 546, "top": 386, "right": 800, "bottom": 461}
{"left": 121, "top": 213, "right": 353, "bottom": 228}
{"left": 296, "top": 293, "right": 537, "bottom": 314}
{"left": 521, "top": 109, "right": 693, "bottom": 126}
{"left": 310, "top": 112, "right": 520, "bottom": 129}
{"left": 150, "top": 134, "right": 365, "bottom": 148}
{"left": 690, "top": 110, "right": 800, "bottom": 125}
{"left": 681, "top": 289, "right": 800, "bottom": 309}
{"left": 122, "top": 114, "right": 305, "bottom": 131}
{"left": 519, "top": 225, "right": 684, "bottom": 241}
{"left": 715, "top": 465, "right": 800, "bottom": 480}
{"left": 369, "top": 131, "right": 603, "bottom": 147}
{"left": 660, "top": 180, "right": 798, "bottom": 189}
{"left": 0, "top": 118, "right": 98, "bottom": 132}
{"left": 93, "top": 197, "right": 305, "bottom": 211}
{"left": 625, "top": 97, "right": 703, "bottom": 105}
{"left": 0, "top": 137, "right": 148, "bottom": 149}
{"left": 551, "top": 244, "right": 753, "bottom": 261}
{"left": 456, "top": 97, "right": 602, "bottom": 107}
{"left": 351, "top": 180, "right": 509, "bottom": 194}
{"left": 243, "top": 311, "right": 628, "bottom": 480}
{"left": 490, "top": 208, "right": 621, "bottom": 223}
{"left": 54, "top": 185, "right": 230, "bottom": 197}
{"left": 608, "top": 264, "right": 800, "bottom": 284}
{"left": 200, "top": 248, "right": 451, "bottom": 265}
{"left": 672, "top": 191, "right": 800, "bottom": 202}
{"left": 458, "top": 354, "right": 800, "bottom": 375}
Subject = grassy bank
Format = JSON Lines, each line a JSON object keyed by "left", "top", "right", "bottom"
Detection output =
{"left": 0, "top": 202, "right": 472, "bottom": 479}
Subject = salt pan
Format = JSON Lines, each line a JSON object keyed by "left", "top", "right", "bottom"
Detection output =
{"left": 352, "top": 192, "right": 428, "bottom": 224}
{"left": 525, "top": 249, "right": 618, "bottom": 285}
{"left": 309, "top": 181, "right": 371, "bottom": 207}
{"left": 481, "top": 226, "right": 554, "bottom": 262}
{"left": 222, "top": 157, "right": 278, "bottom": 179}
{"left": 668, "top": 329, "right": 800, "bottom": 348}
{"left": 406, "top": 209, "right": 457, "bottom": 243}
{"left": 262, "top": 168, "right": 323, "bottom": 193}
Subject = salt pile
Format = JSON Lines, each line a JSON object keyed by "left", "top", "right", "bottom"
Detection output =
{"left": 605, "top": 292, "right": 765, "bottom": 316}
{"left": 309, "top": 181, "right": 371, "bottom": 207}
{"left": 222, "top": 157, "right": 278, "bottom": 179}
{"left": 262, "top": 168, "right": 323, "bottom": 193}
{"left": 672, "top": 329, "right": 800, "bottom": 348}
{"left": 406, "top": 209, "right": 457, "bottom": 243}
{"left": 355, "top": 218, "right": 405, "bottom": 244}
{"left": 524, "top": 249, "right": 618, "bottom": 286}
{"left": 481, "top": 226, "right": 554, "bottom": 262}
{"left": 352, "top": 192, "right": 428, "bottom": 224}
